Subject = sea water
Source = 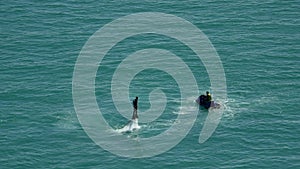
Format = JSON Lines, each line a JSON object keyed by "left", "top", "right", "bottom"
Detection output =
{"left": 1, "top": 0, "right": 299, "bottom": 168}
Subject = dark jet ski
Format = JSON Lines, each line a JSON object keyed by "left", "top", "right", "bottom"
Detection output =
{"left": 196, "top": 95, "right": 221, "bottom": 109}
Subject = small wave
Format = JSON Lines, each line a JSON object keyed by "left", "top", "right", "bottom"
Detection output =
{"left": 222, "top": 98, "right": 250, "bottom": 118}
{"left": 55, "top": 110, "right": 80, "bottom": 130}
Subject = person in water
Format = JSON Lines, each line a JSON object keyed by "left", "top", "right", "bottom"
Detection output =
{"left": 132, "top": 96, "right": 138, "bottom": 120}
{"left": 206, "top": 91, "right": 212, "bottom": 102}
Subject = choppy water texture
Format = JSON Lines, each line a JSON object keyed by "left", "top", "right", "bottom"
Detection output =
{"left": 1, "top": 0, "right": 299, "bottom": 168}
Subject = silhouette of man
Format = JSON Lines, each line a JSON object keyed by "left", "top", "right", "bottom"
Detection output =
{"left": 206, "top": 91, "right": 212, "bottom": 102}
{"left": 132, "top": 96, "right": 138, "bottom": 120}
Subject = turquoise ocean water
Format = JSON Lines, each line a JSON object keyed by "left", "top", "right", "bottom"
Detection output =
{"left": 1, "top": 0, "right": 299, "bottom": 168}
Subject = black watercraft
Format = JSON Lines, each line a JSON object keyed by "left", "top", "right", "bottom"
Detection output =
{"left": 196, "top": 95, "right": 221, "bottom": 109}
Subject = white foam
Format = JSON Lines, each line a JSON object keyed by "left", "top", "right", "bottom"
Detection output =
{"left": 116, "top": 119, "right": 140, "bottom": 133}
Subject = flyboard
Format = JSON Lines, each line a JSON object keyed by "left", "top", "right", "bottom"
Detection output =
{"left": 116, "top": 119, "right": 140, "bottom": 133}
